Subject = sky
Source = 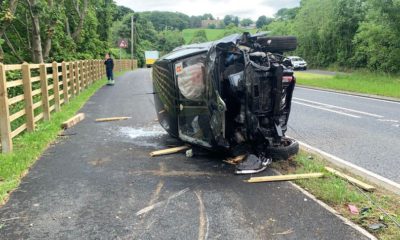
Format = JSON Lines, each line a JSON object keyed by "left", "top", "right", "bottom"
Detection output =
{"left": 114, "top": 0, "right": 301, "bottom": 20}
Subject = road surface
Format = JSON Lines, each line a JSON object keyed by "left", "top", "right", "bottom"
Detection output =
{"left": 0, "top": 69, "right": 370, "bottom": 240}
{"left": 288, "top": 87, "right": 400, "bottom": 183}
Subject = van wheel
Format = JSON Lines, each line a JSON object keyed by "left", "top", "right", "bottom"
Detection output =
{"left": 257, "top": 36, "right": 297, "bottom": 52}
{"left": 267, "top": 137, "right": 299, "bottom": 160}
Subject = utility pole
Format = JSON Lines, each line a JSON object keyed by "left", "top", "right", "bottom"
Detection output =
{"left": 131, "top": 15, "right": 134, "bottom": 60}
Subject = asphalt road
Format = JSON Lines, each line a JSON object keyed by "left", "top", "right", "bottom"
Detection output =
{"left": 288, "top": 87, "right": 400, "bottom": 183}
{"left": 0, "top": 69, "right": 370, "bottom": 240}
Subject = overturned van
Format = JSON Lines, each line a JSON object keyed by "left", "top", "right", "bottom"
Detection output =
{"left": 152, "top": 33, "right": 299, "bottom": 174}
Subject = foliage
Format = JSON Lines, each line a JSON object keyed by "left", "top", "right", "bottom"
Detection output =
{"left": 1, "top": 0, "right": 121, "bottom": 64}
{"left": 190, "top": 29, "right": 208, "bottom": 44}
{"left": 269, "top": 0, "right": 400, "bottom": 73}
{"left": 140, "top": 11, "right": 190, "bottom": 31}
{"left": 240, "top": 18, "right": 253, "bottom": 27}
{"left": 256, "top": 15, "right": 272, "bottom": 28}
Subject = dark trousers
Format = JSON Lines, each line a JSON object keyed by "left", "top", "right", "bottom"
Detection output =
{"left": 106, "top": 69, "right": 113, "bottom": 81}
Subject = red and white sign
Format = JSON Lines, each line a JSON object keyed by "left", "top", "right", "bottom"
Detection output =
{"left": 118, "top": 39, "right": 128, "bottom": 49}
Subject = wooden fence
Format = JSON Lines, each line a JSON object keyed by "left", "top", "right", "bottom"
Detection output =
{"left": 0, "top": 59, "right": 137, "bottom": 153}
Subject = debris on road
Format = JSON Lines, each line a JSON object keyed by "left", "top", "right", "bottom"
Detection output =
{"left": 149, "top": 145, "right": 190, "bottom": 157}
{"left": 245, "top": 172, "right": 324, "bottom": 183}
{"left": 348, "top": 204, "right": 359, "bottom": 215}
{"left": 223, "top": 155, "right": 246, "bottom": 165}
{"left": 95, "top": 117, "right": 131, "bottom": 122}
{"left": 61, "top": 113, "right": 85, "bottom": 129}
{"left": 325, "top": 167, "right": 375, "bottom": 192}
{"left": 185, "top": 149, "right": 193, "bottom": 158}
{"left": 368, "top": 223, "right": 386, "bottom": 231}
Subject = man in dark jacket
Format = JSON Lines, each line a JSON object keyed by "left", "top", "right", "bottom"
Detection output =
{"left": 104, "top": 53, "right": 115, "bottom": 85}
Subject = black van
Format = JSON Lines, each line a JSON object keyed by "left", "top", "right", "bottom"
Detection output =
{"left": 152, "top": 33, "right": 299, "bottom": 174}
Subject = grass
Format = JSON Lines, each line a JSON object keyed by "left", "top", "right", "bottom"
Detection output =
{"left": 182, "top": 28, "right": 258, "bottom": 44}
{"left": 273, "top": 151, "right": 400, "bottom": 239}
{"left": 295, "top": 71, "right": 400, "bottom": 99}
{"left": 0, "top": 74, "right": 119, "bottom": 204}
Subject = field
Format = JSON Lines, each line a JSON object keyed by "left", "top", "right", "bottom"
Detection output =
{"left": 295, "top": 71, "right": 400, "bottom": 99}
{"left": 182, "top": 28, "right": 258, "bottom": 44}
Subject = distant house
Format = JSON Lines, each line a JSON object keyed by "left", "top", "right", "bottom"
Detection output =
{"left": 201, "top": 19, "right": 222, "bottom": 28}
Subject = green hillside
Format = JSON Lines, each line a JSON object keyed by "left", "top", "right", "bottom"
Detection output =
{"left": 182, "top": 28, "right": 258, "bottom": 44}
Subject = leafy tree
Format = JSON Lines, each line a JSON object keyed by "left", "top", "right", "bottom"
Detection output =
{"left": 190, "top": 30, "right": 208, "bottom": 43}
{"left": 223, "top": 15, "right": 233, "bottom": 26}
{"left": 240, "top": 18, "right": 253, "bottom": 27}
{"left": 256, "top": 15, "right": 272, "bottom": 28}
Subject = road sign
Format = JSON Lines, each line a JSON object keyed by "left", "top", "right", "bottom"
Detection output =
{"left": 118, "top": 39, "right": 128, "bottom": 49}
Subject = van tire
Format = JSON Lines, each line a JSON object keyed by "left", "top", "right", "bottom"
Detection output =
{"left": 257, "top": 36, "right": 297, "bottom": 52}
{"left": 267, "top": 137, "right": 299, "bottom": 160}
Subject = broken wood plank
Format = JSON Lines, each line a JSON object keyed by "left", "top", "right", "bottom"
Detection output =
{"left": 246, "top": 173, "right": 324, "bottom": 183}
{"left": 150, "top": 146, "right": 190, "bottom": 157}
{"left": 95, "top": 117, "right": 131, "bottom": 122}
{"left": 61, "top": 113, "right": 85, "bottom": 129}
{"left": 325, "top": 167, "right": 375, "bottom": 192}
{"left": 223, "top": 155, "right": 246, "bottom": 165}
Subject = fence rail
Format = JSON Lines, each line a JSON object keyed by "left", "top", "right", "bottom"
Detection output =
{"left": 0, "top": 59, "right": 137, "bottom": 153}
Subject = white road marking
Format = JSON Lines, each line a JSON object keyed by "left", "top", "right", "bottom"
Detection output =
{"left": 292, "top": 101, "right": 361, "bottom": 118}
{"left": 377, "top": 119, "right": 399, "bottom": 123}
{"left": 293, "top": 97, "right": 384, "bottom": 118}
{"left": 297, "top": 87, "right": 400, "bottom": 105}
{"left": 136, "top": 188, "right": 189, "bottom": 216}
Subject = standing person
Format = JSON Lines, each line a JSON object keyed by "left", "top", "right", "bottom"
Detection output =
{"left": 104, "top": 53, "right": 115, "bottom": 85}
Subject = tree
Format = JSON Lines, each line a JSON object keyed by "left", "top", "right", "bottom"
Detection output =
{"left": 190, "top": 29, "right": 207, "bottom": 43}
{"left": 223, "top": 15, "right": 233, "bottom": 26}
{"left": 240, "top": 18, "right": 253, "bottom": 27}
{"left": 233, "top": 16, "right": 239, "bottom": 26}
{"left": 275, "top": 7, "right": 299, "bottom": 20}
{"left": 256, "top": 15, "right": 272, "bottom": 28}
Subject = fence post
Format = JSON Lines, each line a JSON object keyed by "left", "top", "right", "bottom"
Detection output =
{"left": 39, "top": 63, "right": 50, "bottom": 120}
{"left": 0, "top": 63, "right": 12, "bottom": 152}
{"left": 61, "top": 62, "right": 69, "bottom": 104}
{"left": 82, "top": 60, "right": 86, "bottom": 89}
{"left": 75, "top": 61, "right": 80, "bottom": 94}
{"left": 52, "top": 62, "right": 60, "bottom": 112}
{"left": 22, "top": 62, "right": 35, "bottom": 131}
{"left": 69, "top": 62, "right": 75, "bottom": 97}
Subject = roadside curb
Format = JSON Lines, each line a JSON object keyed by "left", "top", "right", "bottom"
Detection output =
{"left": 298, "top": 140, "right": 400, "bottom": 195}
{"left": 297, "top": 86, "right": 400, "bottom": 103}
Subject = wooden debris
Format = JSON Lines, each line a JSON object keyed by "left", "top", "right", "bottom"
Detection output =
{"left": 325, "top": 167, "right": 375, "bottom": 192}
{"left": 150, "top": 146, "right": 190, "bottom": 157}
{"left": 61, "top": 113, "right": 85, "bottom": 129}
{"left": 95, "top": 117, "right": 131, "bottom": 122}
{"left": 245, "top": 173, "right": 324, "bottom": 183}
{"left": 223, "top": 155, "right": 246, "bottom": 165}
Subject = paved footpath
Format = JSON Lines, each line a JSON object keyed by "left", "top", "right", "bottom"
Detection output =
{"left": 0, "top": 69, "right": 372, "bottom": 240}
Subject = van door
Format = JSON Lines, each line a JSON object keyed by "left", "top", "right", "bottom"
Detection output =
{"left": 174, "top": 54, "right": 212, "bottom": 148}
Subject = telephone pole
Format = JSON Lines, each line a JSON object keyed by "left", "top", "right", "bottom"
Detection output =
{"left": 131, "top": 15, "right": 135, "bottom": 60}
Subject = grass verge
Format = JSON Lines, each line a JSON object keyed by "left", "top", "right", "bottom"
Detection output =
{"left": 0, "top": 73, "right": 122, "bottom": 204}
{"left": 272, "top": 151, "right": 400, "bottom": 240}
{"left": 295, "top": 71, "right": 400, "bottom": 99}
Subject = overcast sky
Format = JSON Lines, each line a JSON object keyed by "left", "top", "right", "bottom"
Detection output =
{"left": 114, "top": 0, "right": 301, "bottom": 20}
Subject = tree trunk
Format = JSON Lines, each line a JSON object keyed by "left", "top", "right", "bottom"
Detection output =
{"left": 71, "top": 0, "right": 88, "bottom": 42}
{"left": 27, "top": 0, "right": 43, "bottom": 63}
{"left": 43, "top": 0, "right": 56, "bottom": 60}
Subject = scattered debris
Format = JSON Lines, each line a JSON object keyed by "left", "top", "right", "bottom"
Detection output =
{"left": 273, "top": 229, "right": 294, "bottom": 236}
{"left": 61, "top": 113, "right": 85, "bottom": 129}
{"left": 360, "top": 207, "right": 371, "bottom": 215}
{"left": 185, "top": 149, "right": 193, "bottom": 158}
{"left": 368, "top": 223, "right": 386, "bottom": 231}
{"left": 149, "top": 146, "right": 190, "bottom": 157}
{"left": 223, "top": 155, "right": 246, "bottom": 165}
{"left": 307, "top": 155, "right": 314, "bottom": 160}
{"left": 348, "top": 204, "right": 359, "bottom": 215}
{"left": 245, "top": 173, "right": 324, "bottom": 183}
{"left": 325, "top": 167, "right": 375, "bottom": 192}
{"left": 95, "top": 117, "right": 131, "bottom": 122}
